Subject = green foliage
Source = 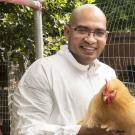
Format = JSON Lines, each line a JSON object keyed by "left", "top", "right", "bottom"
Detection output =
{"left": 0, "top": 3, "right": 35, "bottom": 72}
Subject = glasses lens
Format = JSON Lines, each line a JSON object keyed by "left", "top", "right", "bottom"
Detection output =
{"left": 74, "top": 27, "right": 89, "bottom": 35}
{"left": 95, "top": 30, "right": 107, "bottom": 38}
{"left": 70, "top": 25, "right": 107, "bottom": 38}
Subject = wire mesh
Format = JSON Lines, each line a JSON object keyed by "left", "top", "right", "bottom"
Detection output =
{"left": 0, "top": 62, "right": 19, "bottom": 135}
{"left": 97, "top": 0, "right": 135, "bottom": 95}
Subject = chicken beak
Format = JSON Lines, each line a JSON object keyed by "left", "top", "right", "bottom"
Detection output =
{"left": 103, "top": 95, "right": 108, "bottom": 102}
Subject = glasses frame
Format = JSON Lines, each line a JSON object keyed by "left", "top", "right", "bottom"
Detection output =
{"left": 69, "top": 25, "right": 109, "bottom": 39}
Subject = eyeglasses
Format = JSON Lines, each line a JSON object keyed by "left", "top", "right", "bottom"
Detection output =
{"left": 70, "top": 26, "right": 108, "bottom": 38}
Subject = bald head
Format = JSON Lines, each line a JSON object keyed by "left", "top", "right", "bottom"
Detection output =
{"left": 69, "top": 4, "right": 106, "bottom": 26}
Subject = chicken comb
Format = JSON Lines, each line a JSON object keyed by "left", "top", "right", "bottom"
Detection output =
{"left": 103, "top": 79, "right": 109, "bottom": 97}
{"left": 105, "top": 79, "right": 109, "bottom": 91}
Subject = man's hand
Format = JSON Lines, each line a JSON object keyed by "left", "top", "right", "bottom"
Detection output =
{"left": 77, "top": 126, "right": 126, "bottom": 135}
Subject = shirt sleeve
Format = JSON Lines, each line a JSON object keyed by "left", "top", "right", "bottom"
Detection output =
{"left": 11, "top": 59, "right": 81, "bottom": 135}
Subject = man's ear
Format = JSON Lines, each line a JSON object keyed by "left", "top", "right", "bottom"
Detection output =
{"left": 64, "top": 25, "right": 70, "bottom": 40}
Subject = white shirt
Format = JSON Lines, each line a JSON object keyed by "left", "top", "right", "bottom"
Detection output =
{"left": 12, "top": 45, "right": 116, "bottom": 135}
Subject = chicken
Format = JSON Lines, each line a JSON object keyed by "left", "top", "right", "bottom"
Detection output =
{"left": 80, "top": 79, "right": 135, "bottom": 135}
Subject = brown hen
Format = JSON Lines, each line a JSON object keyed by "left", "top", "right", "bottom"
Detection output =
{"left": 81, "top": 79, "right": 135, "bottom": 135}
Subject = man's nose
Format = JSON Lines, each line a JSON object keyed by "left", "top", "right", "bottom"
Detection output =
{"left": 87, "top": 31, "right": 98, "bottom": 38}
{"left": 84, "top": 32, "right": 97, "bottom": 42}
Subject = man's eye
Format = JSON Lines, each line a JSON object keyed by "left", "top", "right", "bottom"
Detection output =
{"left": 76, "top": 28, "right": 88, "bottom": 33}
{"left": 95, "top": 31, "right": 105, "bottom": 36}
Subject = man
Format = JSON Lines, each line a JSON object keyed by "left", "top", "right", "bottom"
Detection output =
{"left": 12, "top": 4, "right": 124, "bottom": 135}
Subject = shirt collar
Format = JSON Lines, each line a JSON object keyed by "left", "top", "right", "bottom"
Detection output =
{"left": 57, "top": 45, "right": 100, "bottom": 72}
